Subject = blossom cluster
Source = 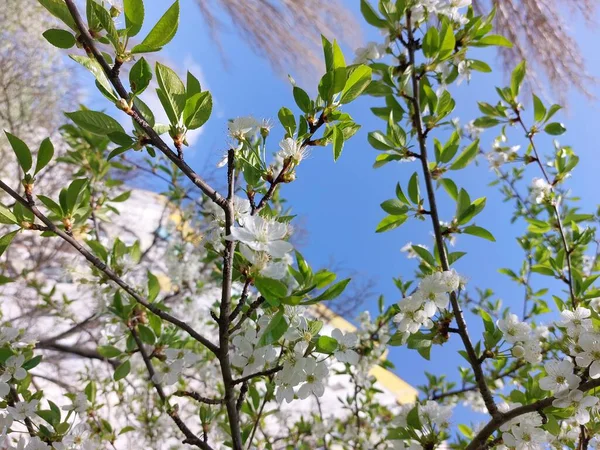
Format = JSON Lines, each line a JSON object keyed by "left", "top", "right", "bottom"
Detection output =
{"left": 496, "top": 313, "right": 544, "bottom": 364}
{"left": 393, "top": 270, "right": 461, "bottom": 338}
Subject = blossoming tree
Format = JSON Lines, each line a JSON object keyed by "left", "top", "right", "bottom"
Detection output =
{"left": 0, "top": 0, "right": 598, "bottom": 449}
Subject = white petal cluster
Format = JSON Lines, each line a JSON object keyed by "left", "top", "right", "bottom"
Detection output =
{"left": 412, "top": 0, "right": 472, "bottom": 25}
{"left": 277, "top": 137, "right": 310, "bottom": 165}
{"left": 393, "top": 270, "right": 460, "bottom": 337}
{"left": 227, "top": 215, "right": 293, "bottom": 258}
{"left": 497, "top": 314, "right": 543, "bottom": 364}
{"left": 152, "top": 348, "right": 201, "bottom": 385}
{"left": 228, "top": 116, "right": 260, "bottom": 141}
{"left": 353, "top": 42, "right": 386, "bottom": 64}
{"left": 531, "top": 177, "right": 552, "bottom": 204}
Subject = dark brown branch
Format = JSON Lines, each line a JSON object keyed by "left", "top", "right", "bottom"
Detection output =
{"left": 467, "top": 377, "right": 600, "bottom": 450}
{"left": 174, "top": 390, "right": 225, "bottom": 405}
{"left": 404, "top": 10, "right": 499, "bottom": 418}
{"left": 63, "top": 0, "right": 226, "bottom": 210}
{"left": 0, "top": 179, "right": 219, "bottom": 355}
{"left": 230, "top": 296, "right": 265, "bottom": 334}
{"left": 515, "top": 111, "right": 577, "bottom": 308}
{"left": 37, "top": 342, "right": 118, "bottom": 368}
{"left": 129, "top": 328, "right": 212, "bottom": 450}
{"left": 215, "top": 148, "right": 244, "bottom": 450}
{"left": 229, "top": 279, "right": 252, "bottom": 322}
{"left": 233, "top": 365, "right": 283, "bottom": 385}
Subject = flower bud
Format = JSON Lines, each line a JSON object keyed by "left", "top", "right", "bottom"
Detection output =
{"left": 512, "top": 345, "right": 525, "bottom": 358}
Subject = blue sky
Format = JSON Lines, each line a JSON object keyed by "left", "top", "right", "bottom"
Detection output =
{"left": 87, "top": 0, "right": 599, "bottom": 423}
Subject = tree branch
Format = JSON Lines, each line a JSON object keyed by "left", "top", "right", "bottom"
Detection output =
{"left": 404, "top": 10, "right": 499, "bottom": 418}
{"left": 129, "top": 327, "right": 212, "bottom": 450}
{"left": 63, "top": 0, "right": 226, "bottom": 210}
{"left": 0, "top": 179, "right": 219, "bottom": 355}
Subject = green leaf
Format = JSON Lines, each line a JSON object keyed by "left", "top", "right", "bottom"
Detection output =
{"left": 91, "top": 1, "right": 119, "bottom": 48}
{"left": 113, "top": 360, "right": 131, "bottom": 381}
{"left": 315, "top": 335, "right": 338, "bottom": 354}
{"left": 332, "top": 40, "right": 346, "bottom": 69}
{"left": 340, "top": 65, "right": 372, "bottom": 104}
{"left": 533, "top": 95, "right": 546, "bottom": 123}
{"left": 66, "top": 178, "right": 88, "bottom": 212}
{"left": 35, "top": 138, "right": 54, "bottom": 175}
{"left": 0, "top": 203, "right": 18, "bottom": 225}
{"left": 0, "top": 230, "right": 19, "bottom": 258}
{"left": 438, "top": 23, "right": 456, "bottom": 60}
{"left": 183, "top": 91, "right": 212, "bottom": 130}
{"left": 131, "top": 0, "right": 179, "bottom": 53}
{"left": 138, "top": 325, "right": 156, "bottom": 345}
{"left": 544, "top": 122, "right": 566, "bottom": 136}
{"left": 147, "top": 271, "right": 160, "bottom": 302}
{"left": 257, "top": 310, "right": 288, "bottom": 347}
{"left": 462, "top": 225, "right": 496, "bottom": 242}
{"left": 422, "top": 27, "right": 439, "bottom": 59}
{"left": 360, "top": 0, "right": 387, "bottom": 27}
{"left": 450, "top": 139, "right": 479, "bottom": 170}
{"left": 22, "top": 355, "right": 43, "bottom": 371}
{"left": 407, "top": 172, "right": 420, "bottom": 204}
{"left": 254, "top": 276, "right": 288, "bottom": 305}
{"left": 129, "top": 57, "right": 152, "bottom": 94}
{"left": 306, "top": 278, "right": 351, "bottom": 304}
{"left": 42, "top": 29, "right": 76, "bottom": 48}
{"left": 98, "top": 346, "right": 122, "bottom": 358}
{"left": 510, "top": 61, "right": 526, "bottom": 97}
{"left": 5, "top": 132, "right": 32, "bottom": 173}
{"left": 475, "top": 35, "right": 512, "bottom": 47}
{"left": 380, "top": 199, "right": 408, "bottom": 215}
{"left": 376, "top": 215, "right": 407, "bottom": 233}
{"left": 156, "top": 62, "right": 186, "bottom": 124}
{"left": 37, "top": 195, "right": 63, "bottom": 217}
{"left": 124, "top": 0, "right": 145, "bottom": 37}
{"left": 38, "top": 0, "right": 77, "bottom": 31}
{"left": 278, "top": 107, "right": 296, "bottom": 136}
{"left": 66, "top": 110, "right": 125, "bottom": 136}
{"left": 69, "top": 55, "right": 114, "bottom": 97}
{"left": 293, "top": 86, "right": 311, "bottom": 113}
{"left": 440, "top": 178, "right": 458, "bottom": 201}
{"left": 332, "top": 126, "right": 344, "bottom": 161}
{"left": 412, "top": 245, "right": 437, "bottom": 266}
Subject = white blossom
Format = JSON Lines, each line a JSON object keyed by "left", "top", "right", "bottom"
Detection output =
{"left": 538, "top": 360, "right": 580, "bottom": 395}
{"left": 575, "top": 333, "right": 600, "bottom": 378}
{"left": 227, "top": 215, "right": 293, "bottom": 258}
{"left": 228, "top": 116, "right": 259, "bottom": 140}
{"left": 331, "top": 328, "right": 359, "bottom": 364}
{"left": 297, "top": 358, "right": 328, "bottom": 399}
{"left": 552, "top": 389, "right": 599, "bottom": 424}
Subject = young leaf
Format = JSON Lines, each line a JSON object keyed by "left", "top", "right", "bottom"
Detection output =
{"left": 66, "top": 110, "right": 125, "bottom": 136}
{"left": 462, "top": 225, "right": 496, "bottom": 242}
{"left": 0, "top": 230, "right": 19, "bottom": 258}
{"left": 113, "top": 360, "right": 131, "bottom": 381}
{"left": 155, "top": 62, "right": 186, "bottom": 124}
{"left": 332, "top": 126, "right": 344, "bottom": 161}
{"left": 450, "top": 139, "right": 479, "bottom": 170}
{"left": 38, "top": 0, "right": 77, "bottom": 31}
{"left": 340, "top": 65, "right": 372, "bottom": 104}
{"left": 131, "top": 1, "right": 179, "bottom": 53}
{"left": 124, "top": 0, "right": 145, "bottom": 37}
{"left": 42, "top": 29, "right": 76, "bottom": 49}
{"left": 5, "top": 132, "right": 32, "bottom": 173}
{"left": 533, "top": 95, "right": 546, "bottom": 123}
{"left": 305, "top": 278, "right": 351, "bottom": 304}
{"left": 510, "top": 61, "right": 526, "bottom": 97}
{"left": 129, "top": 57, "right": 152, "bottom": 94}
{"left": 69, "top": 55, "right": 114, "bottom": 97}
{"left": 66, "top": 179, "right": 88, "bottom": 212}
{"left": 183, "top": 91, "right": 213, "bottom": 130}
{"left": 376, "top": 215, "right": 407, "bottom": 233}
{"left": 0, "top": 203, "right": 18, "bottom": 225}
{"left": 35, "top": 138, "right": 54, "bottom": 175}
{"left": 257, "top": 310, "right": 288, "bottom": 347}
{"left": 147, "top": 271, "right": 160, "bottom": 302}
{"left": 544, "top": 123, "right": 566, "bottom": 136}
